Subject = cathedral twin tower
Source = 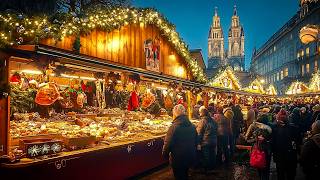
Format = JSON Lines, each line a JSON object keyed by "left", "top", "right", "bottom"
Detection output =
{"left": 207, "top": 6, "right": 245, "bottom": 74}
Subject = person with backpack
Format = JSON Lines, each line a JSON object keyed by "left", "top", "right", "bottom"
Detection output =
{"left": 272, "top": 109, "right": 299, "bottom": 180}
{"left": 300, "top": 120, "right": 320, "bottom": 180}
{"left": 245, "top": 110, "right": 272, "bottom": 180}
{"left": 197, "top": 106, "right": 218, "bottom": 173}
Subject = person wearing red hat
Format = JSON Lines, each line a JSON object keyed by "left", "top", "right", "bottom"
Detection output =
{"left": 272, "top": 109, "right": 300, "bottom": 180}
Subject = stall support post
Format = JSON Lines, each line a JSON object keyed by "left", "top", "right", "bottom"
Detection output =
{"left": 0, "top": 53, "right": 10, "bottom": 156}
{"left": 187, "top": 90, "right": 192, "bottom": 120}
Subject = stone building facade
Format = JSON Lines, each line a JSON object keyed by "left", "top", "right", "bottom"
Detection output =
{"left": 207, "top": 6, "right": 245, "bottom": 78}
{"left": 250, "top": 0, "right": 320, "bottom": 95}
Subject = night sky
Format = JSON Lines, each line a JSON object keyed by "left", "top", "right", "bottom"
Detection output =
{"left": 133, "top": 0, "right": 299, "bottom": 70}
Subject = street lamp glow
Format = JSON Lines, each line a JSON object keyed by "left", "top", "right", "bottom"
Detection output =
{"left": 299, "top": 25, "right": 319, "bottom": 44}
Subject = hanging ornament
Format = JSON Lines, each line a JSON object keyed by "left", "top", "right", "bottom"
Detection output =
{"left": 16, "top": 37, "right": 23, "bottom": 44}
{"left": 17, "top": 25, "right": 25, "bottom": 33}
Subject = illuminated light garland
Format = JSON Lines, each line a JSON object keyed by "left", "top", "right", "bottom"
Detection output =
{"left": 0, "top": 7, "right": 207, "bottom": 83}
{"left": 286, "top": 81, "right": 309, "bottom": 95}
{"left": 207, "top": 66, "right": 241, "bottom": 90}
{"left": 242, "top": 79, "right": 265, "bottom": 94}
{"left": 309, "top": 70, "right": 320, "bottom": 92}
{"left": 265, "top": 85, "right": 277, "bottom": 96}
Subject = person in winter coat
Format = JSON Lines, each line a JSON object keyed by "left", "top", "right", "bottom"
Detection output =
{"left": 232, "top": 105, "right": 244, "bottom": 140}
{"left": 223, "top": 107, "right": 235, "bottom": 159}
{"left": 246, "top": 108, "right": 257, "bottom": 130}
{"left": 163, "top": 104, "right": 197, "bottom": 180}
{"left": 290, "top": 107, "right": 303, "bottom": 151}
{"left": 214, "top": 106, "right": 230, "bottom": 165}
{"left": 192, "top": 100, "right": 203, "bottom": 119}
{"left": 245, "top": 111, "right": 272, "bottom": 180}
{"left": 272, "top": 109, "right": 299, "bottom": 180}
{"left": 197, "top": 106, "right": 218, "bottom": 172}
{"left": 300, "top": 120, "right": 320, "bottom": 180}
{"left": 311, "top": 104, "right": 320, "bottom": 122}
{"left": 300, "top": 106, "right": 313, "bottom": 133}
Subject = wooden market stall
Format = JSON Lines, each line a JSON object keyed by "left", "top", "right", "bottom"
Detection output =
{"left": 0, "top": 7, "right": 206, "bottom": 179}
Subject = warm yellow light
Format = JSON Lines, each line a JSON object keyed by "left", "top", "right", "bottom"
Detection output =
{"left": 20, "top": 70, "right": 42, "bottom": 75}
{"left": 107, "top": 39, "right": 121, "bottom": 51}
{"left": 169, "top": 54, "right": 176, "bottom": 61}
{"left": 175, "top": 66, "right": 185, "bottom": 77}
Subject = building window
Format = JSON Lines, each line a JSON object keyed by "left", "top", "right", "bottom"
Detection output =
{"left": 306, "top": 63, "right": 310, "bottom": 73}
{"left": 306, "top": 47, "right": 310, "bottom": 57}
{"left": 284, "top": 67, "right": 289, "bottom": 77}
{"left": 280, "top": 70, "right": 284, "bottom": 80}
{"left": 301, "top": 50, "right": 304, "bottom": 57}
{"left": 302, "top": 64, "right": 305, "bottom": 75}
{"left": 277, "top": 72, "right": 280, "bottom": 81}
{"left": 315, "top": 60, "right": 318, "bottom": 71}
{"left": 297, "top": 52, "right": 300, "bottom": 59}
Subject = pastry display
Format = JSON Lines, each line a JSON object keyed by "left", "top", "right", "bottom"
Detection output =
{"left": 10, "top": 109, "right": 172, "bottom": 147}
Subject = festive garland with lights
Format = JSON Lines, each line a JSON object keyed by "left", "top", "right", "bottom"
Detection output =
{"left": 266, "top": 85, "right": 277, "bottom": 96}
{"left": 207, "top": 66, "right": 241, "bottom": 90}
{"left": 286, "top": 81, "right": 309, "bottom": 95}
{"left": 242, "top": 79, "right": 265, "bottom": 94}
{"left": 309, "top": 71, "right": 320, "bottom": 92}
{"left": 0, "top": 7, "right": 207, "bottom": 82}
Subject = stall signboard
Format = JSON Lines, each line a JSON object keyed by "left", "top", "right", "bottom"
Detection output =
{"left": 19, "top": 139, "right": 63, "bottom": 158}
{"left": 144, "top": 38, "right": 160, "bottom": 72}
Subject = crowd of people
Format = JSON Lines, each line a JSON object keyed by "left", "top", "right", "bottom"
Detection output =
{"left": 162, "top": 101, "right": 320, "bottom": 180}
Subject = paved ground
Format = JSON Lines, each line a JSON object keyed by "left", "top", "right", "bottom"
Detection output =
{"left": 138, "top": 161, "right": 305, "bottom": 180}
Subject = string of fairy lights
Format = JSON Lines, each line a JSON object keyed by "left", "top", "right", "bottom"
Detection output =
{"left": 0, "top": 7, "right": 206, "bottom": 82}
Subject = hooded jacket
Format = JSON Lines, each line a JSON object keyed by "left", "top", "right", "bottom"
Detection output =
{"left": 162, "top": 115, "right": 197, "bottom": 167}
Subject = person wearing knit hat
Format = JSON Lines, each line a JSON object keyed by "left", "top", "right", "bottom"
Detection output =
{"left": 300, "top": 120, "right": 320, "bottom": 180}
{"left": 163, "top": 104, "right": 197, "bottom": 179}
{"left": 276, "top": 109, "right": 288, "bottom": 123}
{"left": 272, "top": 108, "right": 299, "bottom": 180}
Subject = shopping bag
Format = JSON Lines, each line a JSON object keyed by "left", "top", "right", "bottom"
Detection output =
{"left": 249, "top": 145, "right": 266, "bottom": 169}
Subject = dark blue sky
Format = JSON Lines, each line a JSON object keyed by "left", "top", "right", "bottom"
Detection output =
{"left": 133, "top": 0, "right": 299, "bottom": 70}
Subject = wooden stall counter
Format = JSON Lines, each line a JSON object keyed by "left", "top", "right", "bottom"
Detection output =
{"left": 0, "top": 136, "right": 167, "bottom": 180}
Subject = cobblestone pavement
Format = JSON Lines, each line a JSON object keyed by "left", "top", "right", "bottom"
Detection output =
{"left": 138, "top": 162, "right": 305, "bottom": 180}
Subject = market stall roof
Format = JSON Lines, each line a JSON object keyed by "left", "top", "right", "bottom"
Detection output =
{"left": 309, "top": 71, "right": 320, "bottom": 92}
{"left": 265, "top": 85, "right": 278, "bottom": 96}
{"left": 242, "top": 79, "right": 265, "bottom": 94}
{"left": 207, "top": 66, "right": 241, "bottom": 91}
{"left": 286, "top": 81, "right": 310, "bottom": 95}
{"left": 0, "top": 7, "right": 207, "bottom": 82}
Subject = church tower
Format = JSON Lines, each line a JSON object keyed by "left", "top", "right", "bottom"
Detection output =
{"left": 227, "top": 5, "right": 245, "bottom": 71}
{"left": 208, "top": 7, "right": 224, "bottom": 69}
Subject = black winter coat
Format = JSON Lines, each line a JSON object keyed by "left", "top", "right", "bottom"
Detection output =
{"left": 300, "top": 133, "right": 320, "bottom": 180}
{"left": 272, "top": 122, "right": 299, "bottom": 165}
{"left": 162, "top": 115, "right": 197, "bottom": 168}
{"left": 197, "top": 115, "right": 218, "bottom": 146}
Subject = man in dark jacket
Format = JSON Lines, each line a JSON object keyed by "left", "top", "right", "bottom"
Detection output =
{"left": 163, "top": 104, "right": 197, "bottom": 180}
{"left": 197, "top": 106, "right": 218, "bottom": 172}
{"left": 272, "top": 109, "right": 299, "bottom": 180}
{"left": 300, "top": 120, "right": 320, "bottom": 180}
{"left": 300, "top": 107, "right": 312, "bottom": 133}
